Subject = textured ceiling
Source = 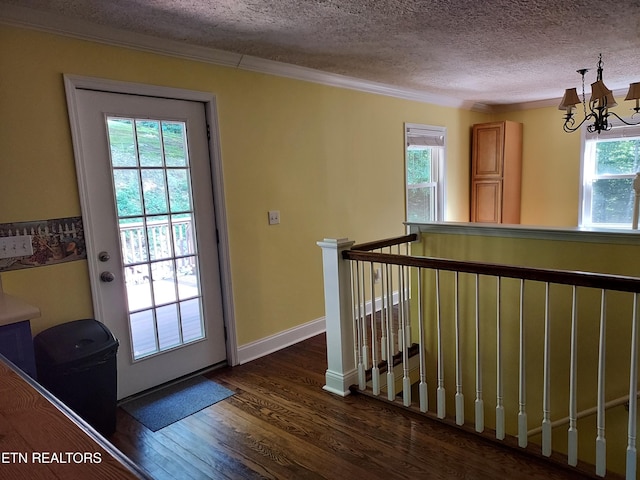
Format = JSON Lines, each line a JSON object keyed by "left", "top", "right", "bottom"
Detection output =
{"left": 2, "top": 0, "right": 640, "bottom": 106}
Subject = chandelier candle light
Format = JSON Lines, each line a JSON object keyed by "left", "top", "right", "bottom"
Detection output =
{"left": 559, "top": 54, "right": 640, "bottom": 134}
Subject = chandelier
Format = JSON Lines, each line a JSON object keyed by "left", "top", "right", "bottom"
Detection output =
{"left": 559, "top": 54, "right": 640, "bottom": 134}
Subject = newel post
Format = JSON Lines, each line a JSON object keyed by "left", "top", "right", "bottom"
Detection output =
{"left": 317, "top": 237, "right": 356, "bottom": 396}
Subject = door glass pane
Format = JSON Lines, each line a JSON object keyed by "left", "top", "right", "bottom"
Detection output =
{"left": 147, "top": 216, "right": 173, "bottom": 261}
{"left": 156, "top": 304, "right": 181, "bottom": 350}
{"left": 152, "top": 260, "right": 176, "bottom": 304}
{"left": 173, "top": 214, "right": 196, "bottom": 256}
{"left": 126, "top": 263, "right": 152, "bottom": 311}
{"left": 167, "top": 169, "right": 192, "bottom": 213}
{"left": 180, "top": 299, "right": 204, "bottom": 342}
{"left": 120, "top": 217, "right": 148, "bottom": 264}
{"left": 130, "top": 310, "right": 157, "bottom": 358}
{"left": 178, "top": 257, "right": 200, "bottom": 300}
{"left": 162, "top": 122, "right": 188, "bottom": 167}
{"left": 136, "top": 120, "right": 163, "bottom": 167}
{"left": 141, "top": 169, "right": 168, "bottom": 215}
{"left": 107, "top": 116, "right": 206, "bottom": 360}
{"left": 113, "top": 169, "right": 143, "bottom": 217}
{"left": 107, "top": 118, "right": 137, "bottom": 167}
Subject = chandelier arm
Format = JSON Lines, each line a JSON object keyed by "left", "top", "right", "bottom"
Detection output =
{"left": 563, "top": 113, "right": 595, "bottom": 133}
{"left": 606, "top": 111, "right": 640, "bottom": 127}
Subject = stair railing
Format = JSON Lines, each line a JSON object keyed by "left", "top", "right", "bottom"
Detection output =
{"left": 319, "top": 235, "right": 640, "bottom": 479}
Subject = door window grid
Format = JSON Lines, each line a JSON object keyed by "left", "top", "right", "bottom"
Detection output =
{"left": 107, "top": 117, "right": 205, "bottom": 360}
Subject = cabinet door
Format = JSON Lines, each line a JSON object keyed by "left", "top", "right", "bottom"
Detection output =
{"left": 471, "top": 180, "right": 502, "bottom": 223}
{"left": 472, "top": 123, "right": 504, "bottom": 177}
{"left": 0, "top": 320, "right": 37, "bottom": 378}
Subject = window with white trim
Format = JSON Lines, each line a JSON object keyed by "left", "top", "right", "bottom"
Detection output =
{"left": 405, "top": 123, "right": 446, "bottom": 223}
{"left": 581, "top": 124, "right": 640, "bottom": 228}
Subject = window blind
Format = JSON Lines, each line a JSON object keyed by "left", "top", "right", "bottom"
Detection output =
{"left": 406, "top": 126, "right": 446, "bottom": 147}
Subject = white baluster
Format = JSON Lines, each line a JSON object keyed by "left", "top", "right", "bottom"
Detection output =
{"left": 417, "top": 268, "right": 428, "bottom": 413}
{"left": 397, "top": 260, "right": 404, "bottom": 353}
{"left": 518, "top": 279, "right": 528, "bottom": 448}
{"left": 627, "top": 293, "right": 639, "bottom": 479}
{"left": 542, "top": 282, "right": 552, "bottom": 457}
{"left": 401, "top": 266, "right": 411, "bottom": 407}
{"left": 370, "top": 263, "right": 380, "bottom": 396}
{"left": 380, "top": 264, "right": 388, "bottom": 362}
{"left": 475, "top": 274, "right": 484, "bottom": 433}
{"left": 596, "top": 289, "right": 606, "bottom": 477}
{"left": 386, "top": 263, "right": 395, "bottom": 401}
{"left": 455, "top": 272, "right": 464, "bottom": 426}
{"left": 354, "top": 262, "right": 366, "bottom": 390}
{"left": 568, "top": 286, "right": 578, "bottom": 466}
{"left": 398, "top": 262, "right": 405, "bottom": 353}
{"left": 389, "top": 262, "right": 397, "bottom": 359}
{"left": 360, "top": 262, "right": 369, "bottom": 388}
{"left": 436, "top": 269, "right": 446, "bottom": 419}
{"left": 496, "top": 277, "right": 505, "bottom": 440}
{"left": 403, "top": 253, "right": 412, "bottom": 347}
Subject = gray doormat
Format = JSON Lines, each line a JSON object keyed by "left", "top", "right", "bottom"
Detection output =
{"left": 121, "top": 376, "right": 234, "bottom": 431}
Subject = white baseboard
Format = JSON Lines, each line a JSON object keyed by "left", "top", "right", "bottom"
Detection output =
{"left": 366, "top": 291, "right": 401, "bottom": 316}
{"left": 236, "top": 290, "right": 405, "bottom": 364}
{"left": 237, "top": 316, "right": 326, "bottom": 364}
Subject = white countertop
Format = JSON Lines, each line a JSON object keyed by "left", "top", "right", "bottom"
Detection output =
{"left": 0, "top": 278, "right": 40, "bottom": 326}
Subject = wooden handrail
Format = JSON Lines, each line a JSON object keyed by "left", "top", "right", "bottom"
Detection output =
{"left": 350, "top": 233, "right": 418, "bottom": 252}
{"left": 343, "top": 250, "right": 640, "bottom": 293}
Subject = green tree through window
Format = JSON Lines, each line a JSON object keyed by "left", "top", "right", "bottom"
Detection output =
{"left": 582, "top": 128, "right": 640, "bottom": 227}
{"left": 405, "top": 124, "right": 445, "bottom": 223}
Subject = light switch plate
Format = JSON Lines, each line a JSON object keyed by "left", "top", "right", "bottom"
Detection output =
{"left": 0, "top": 235, "right": 34, "bottom": 259}
{"left": 268, "top": 210, "right": 280, "bottom": 225}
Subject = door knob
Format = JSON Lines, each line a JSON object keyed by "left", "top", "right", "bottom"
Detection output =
{"left": 100, "top": 271, "right": 115, "bottom": 283}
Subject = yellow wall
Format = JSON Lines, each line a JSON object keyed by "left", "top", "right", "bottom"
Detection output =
{"left": 0, "top": 25, "right": 483, "bottom": 345}
{"left": 496, "top": 108, "right": 582, "bottom": 227}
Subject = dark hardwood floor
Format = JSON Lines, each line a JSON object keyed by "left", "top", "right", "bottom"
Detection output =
{"left": 110, "top": 334, "right": 597, "bottom": 479}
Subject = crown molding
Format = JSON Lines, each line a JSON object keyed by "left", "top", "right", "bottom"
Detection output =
{"left": 0, "top": 4, "right": 241, "bottom": 67}
{"left": 488, "top": 86, "right": 632, "bottom": 113}
{"left": 489, "top": 97, "right": 560, "bottom": 113}
{"left": 11, "top": 4, "right": 617, "bottom": 114}
{"left": 0, "top": 4, "right": 475, "bottom": 110}
{"left": 237, "top": 55, "right": 474, "bottom": 109}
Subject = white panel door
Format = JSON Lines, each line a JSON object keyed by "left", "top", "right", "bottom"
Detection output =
{"left": 70, "top": 89, "right": 227, "bottom": 399}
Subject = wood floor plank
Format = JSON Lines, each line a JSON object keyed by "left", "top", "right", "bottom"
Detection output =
{"left": 111, "top": 334, "right": 604, "bottom": 479}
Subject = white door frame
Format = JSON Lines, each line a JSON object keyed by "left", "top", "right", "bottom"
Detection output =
{"left": 63, "top": 74, "right": 238, "bottom": 366}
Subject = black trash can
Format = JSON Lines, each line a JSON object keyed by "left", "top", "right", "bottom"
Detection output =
{"left": 34, "top": 319, "right": 119, "bottom": 436}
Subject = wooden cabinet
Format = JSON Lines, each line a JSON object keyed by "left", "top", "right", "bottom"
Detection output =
{"left": 470, "top": 121, "right": 523, "bottom": 224}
